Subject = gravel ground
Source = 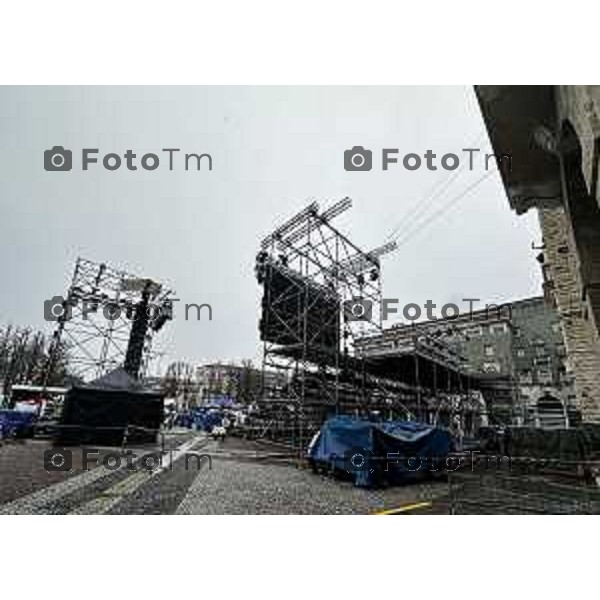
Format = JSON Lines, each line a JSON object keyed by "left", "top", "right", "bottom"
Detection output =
{"left": 1, "top": 433, "right": 451, "bottom": 514}
{"left": 174, "top": 454, "right": 447, "bottom": 515}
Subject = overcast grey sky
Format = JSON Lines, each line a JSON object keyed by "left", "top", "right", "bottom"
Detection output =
{"left": 0, "top": 86, "right": 541, "bottom": 371}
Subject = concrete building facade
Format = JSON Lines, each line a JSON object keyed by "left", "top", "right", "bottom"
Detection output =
{"left": 356, "top": 297, "right": 574, "bottom": 426}
{"left": 195, "top": 361, "right": 287, "bottom": 404}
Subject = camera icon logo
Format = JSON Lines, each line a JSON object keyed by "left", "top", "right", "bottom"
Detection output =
{"left": 343, "top": 298, "right": 373, "bottom": 321}
{"left": 44, "top": 295, "right": 73, "bottom": 322}
{"left": 344, "top": 146, "right": 372, "bottom": 171}
{"left": 44, "top": 449, "right": 73, "bottom": 472}
{"left": 343, "top": 446, "right": 374, "bottom": 474}
{"left": 44, "top": 146, "right": 72, "bottom": 171}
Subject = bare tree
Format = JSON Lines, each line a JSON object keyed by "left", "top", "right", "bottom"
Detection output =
{"left": 0, "top": 325, "right": 68, "bottom": 396}
{"left": 162, "top": 361, "right": 196, "bottom": 406}
{"left": 237, "top": 359, "right": 260, "bottom": 404}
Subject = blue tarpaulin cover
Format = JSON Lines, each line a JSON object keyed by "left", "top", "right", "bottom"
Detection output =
{"left": 308, "top": 415, "right": 452, "bottom": 487}
{"left": 193, "top": 409, "right": 224, "bottom": 432}
{"left": 174, "top": 408, "right": 224, "bottom": 432}
{"left": 205, "top": 396, "right": 235, "bottom": 408}
{"left": 0, "top": 409, "right": 37, "bottom": 438}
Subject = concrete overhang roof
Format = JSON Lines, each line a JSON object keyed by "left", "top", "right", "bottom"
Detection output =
{"left": 475, "top": 85, "right": 562, "bottom": 214}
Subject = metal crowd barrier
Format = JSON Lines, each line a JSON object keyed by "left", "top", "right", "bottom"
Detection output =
{"left": 0, "top": 422, "right": 166, "bottom": 454}
{"left": 448, "top": 456, "right": 600, "bottom": 514}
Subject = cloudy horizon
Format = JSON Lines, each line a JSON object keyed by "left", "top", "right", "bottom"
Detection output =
{"left": 0, "top": 86, "right": 542, "bottom": 373}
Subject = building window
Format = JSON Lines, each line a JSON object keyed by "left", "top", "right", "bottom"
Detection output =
{"left": 520, "top": 370, "right": 533, "bottom": 384}
{"left": 491, "top": 323, "right": 507, "bottom": 334}
{"left": 484, "top": 344, "right": 495, "bottom": 357}
{"left": 537, "top": 369, "right": 553, "bottom": 384}
{"left": 517, "top": 348, "right": 525, "bottom": 357}
{"left": 465, "top": 326, "right": 482, "bottom": 336}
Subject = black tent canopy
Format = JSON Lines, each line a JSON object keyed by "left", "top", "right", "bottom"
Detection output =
{"left": 57, "top": 368, "right": 164, "bottom": 446}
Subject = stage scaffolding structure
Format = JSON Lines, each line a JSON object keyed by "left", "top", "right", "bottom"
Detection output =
{"left": 44, "top": 257, "right": 174, "bottom": 384}
{"left": 253, "top": 199, "right": 487, "bottom": 449}
{"left": 255, "top": 198, "right": 402, "bottom": 447}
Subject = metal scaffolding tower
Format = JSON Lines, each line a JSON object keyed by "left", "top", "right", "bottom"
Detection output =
{"left": 255, "top": 198, "right": 399, "bottom": 447}
{"left": 44, "top": 257, "right": 174, "bottom": 384}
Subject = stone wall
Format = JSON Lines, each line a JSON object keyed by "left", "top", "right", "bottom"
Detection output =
{"left": 538, "top": 206, "right": 600, "bottom": 420}
{"left": 556, "top": 86, "right": 600, "bottom": 210}
{"left": 474, "top": 85, "right": 600, "bottom": 422}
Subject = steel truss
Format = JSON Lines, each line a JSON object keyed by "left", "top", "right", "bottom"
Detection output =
{"left": 44, "top": 257, "right": 173, "bottom": 383}
{"left": 254, "top": 198, "right": 410, "bottom": 447}
{"left": 252, "top": 199, "right": 487, "bottom": 450}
